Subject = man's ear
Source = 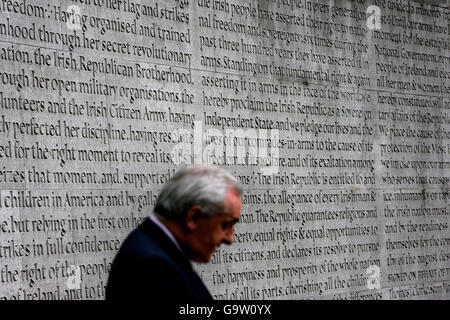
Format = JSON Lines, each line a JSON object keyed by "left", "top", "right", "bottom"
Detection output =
{"left": 185, "top": 205, "right": 202, "bottom": 231}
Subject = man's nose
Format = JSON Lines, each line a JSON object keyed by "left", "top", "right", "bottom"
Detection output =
{"left": 223, "top": 228, "right": 233, "bottom": 245}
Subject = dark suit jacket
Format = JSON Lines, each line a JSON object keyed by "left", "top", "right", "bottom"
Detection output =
{"left": 106, "top": 217, "right": 213, "bottom": 301}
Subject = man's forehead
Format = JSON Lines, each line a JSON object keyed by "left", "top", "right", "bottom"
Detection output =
{"left": 224, "top": 190, "right": 241, "bottom": 219}
{"left": 225, "top": 187, "right": 241, "bottom": 202}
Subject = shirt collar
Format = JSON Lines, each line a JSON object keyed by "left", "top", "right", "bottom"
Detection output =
{"left": 149, "top": 214, "right": 183, "bottom": 254}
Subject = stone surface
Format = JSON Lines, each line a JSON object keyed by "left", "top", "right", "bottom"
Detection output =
{"left": 0, "top": 0, "right": 449, "bottom": 300}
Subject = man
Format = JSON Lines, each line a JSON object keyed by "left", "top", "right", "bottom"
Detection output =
{"left": 106, "top": 165, "right": 242, "bottom": 301}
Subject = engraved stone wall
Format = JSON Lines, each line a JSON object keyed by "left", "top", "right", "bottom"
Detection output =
{"left": 0, "top": 0, "right": 449, "bottom": 300}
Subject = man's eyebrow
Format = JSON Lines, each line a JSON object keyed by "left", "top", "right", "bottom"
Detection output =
{"left": 223, "top": 217, "right": 239, "bottom": 225}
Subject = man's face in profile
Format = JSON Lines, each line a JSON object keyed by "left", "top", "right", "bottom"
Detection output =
{"left": 187, "top": 188, "right": 242, "bottom": 263}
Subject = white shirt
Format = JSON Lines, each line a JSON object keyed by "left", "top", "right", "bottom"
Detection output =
{"left": 149, "top": 214, "right": 183, "bottom": 254}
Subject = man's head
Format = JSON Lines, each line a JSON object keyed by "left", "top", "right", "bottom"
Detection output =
{"left": 154, "top": 165, "right": 242, "bottom": 262}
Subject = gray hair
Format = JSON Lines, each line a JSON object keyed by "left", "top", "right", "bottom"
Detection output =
{"left": 154, "top": 165, "right": 241, "bottom": 221}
